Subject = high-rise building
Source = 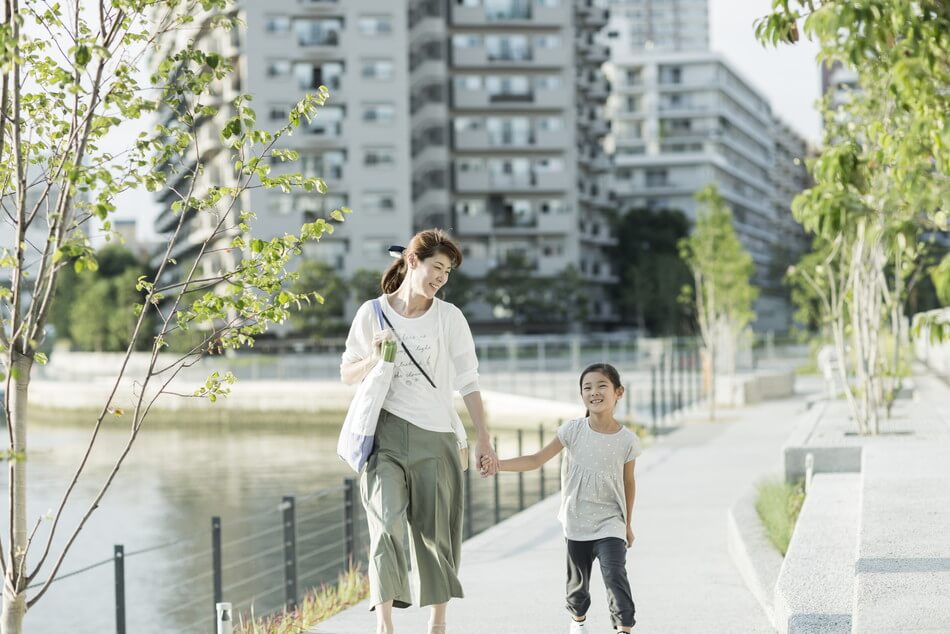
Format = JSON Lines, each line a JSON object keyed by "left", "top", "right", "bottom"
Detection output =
{"left": 607, "top": 0, "right": 708, "bottom": 51}
{"left": 601, "top": 7, "right": 811, "bottom": 332}
{"left": 151, "top": 0, "right": 617, "bottom": 327}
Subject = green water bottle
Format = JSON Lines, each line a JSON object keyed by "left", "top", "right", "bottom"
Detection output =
{"left": 382, "top": 339, "right": 396, "bottom": 363}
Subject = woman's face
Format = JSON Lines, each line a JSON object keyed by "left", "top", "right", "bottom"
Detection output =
{"left": 410, "top": 252, "right": 453, "bottom": 299}
{"left": 580, "top": 370, "right": 623, "bottom": 415}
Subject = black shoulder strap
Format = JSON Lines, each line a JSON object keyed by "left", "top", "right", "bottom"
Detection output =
{"left": 378, "top": 308, "right": 437, "bottom": 389}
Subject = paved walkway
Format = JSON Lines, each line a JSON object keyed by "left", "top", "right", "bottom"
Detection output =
{"left": 311, "top": 382, "right": 819, "bottom": 633}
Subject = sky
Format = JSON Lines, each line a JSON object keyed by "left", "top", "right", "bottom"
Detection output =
{"left": 110, "top": 1, "right": 824, "bottom": 244}
{"left": 709, "top": 0, "right": 822, "bottom": 143}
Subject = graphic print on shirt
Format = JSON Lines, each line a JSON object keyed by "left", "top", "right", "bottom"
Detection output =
{"left": 392, "top": 331, "right": 437, "bottom": 389}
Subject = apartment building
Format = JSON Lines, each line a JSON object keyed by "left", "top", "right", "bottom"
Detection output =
{"left": 152, "top": 0, "right": 618, "bottom": 327}
{"left": 601, "top": 11, "right": 811, "bottom": 331}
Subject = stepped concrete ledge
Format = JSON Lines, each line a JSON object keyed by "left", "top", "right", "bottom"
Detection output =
{"left": 773, "top": 473, "right": 860, "bottom": 634}
{"left": 727, "top": 482, "right": 783, "bottom": 628}
{"left": 852, "top": 444, "right": 950, "bottom": 633}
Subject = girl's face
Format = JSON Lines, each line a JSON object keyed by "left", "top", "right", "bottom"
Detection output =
{"left": 409, "top": 252, "right": 453, "bottom": 299}
{"left": 581, "top": 370, "right": 623, "bottom": 415}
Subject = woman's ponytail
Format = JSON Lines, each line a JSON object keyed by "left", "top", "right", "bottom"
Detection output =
{"left": 381, "top": 257, "right": 407, "bottom": 294}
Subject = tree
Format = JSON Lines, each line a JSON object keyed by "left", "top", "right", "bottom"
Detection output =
{"left": 483, "top": 253, "right": 558, "bottom": 330}
{"left": 349, "top": 268, "right": 382, "bottom": 304}
{"left": 678, "top": 184, "right": 758, "bottom": 420}
{"left": 51, "top": 245, "right": 154, "bottom": 351}
{"left": 757, "top": 2, "right": 949, "bottom": 432}
{"left": 757, "top": 1, "right": 949, "bottom": 340}
{"left": 439, "top": 267, "right": 478, "bottom": 312}
{"left": 608, "top": 207, "right": 692, "bottom": 335}
{"left": 290, "top": 260, "right": 347, "bottom": 339}
{"left": 0, "top": 2, "right": 343, "bottom": 631}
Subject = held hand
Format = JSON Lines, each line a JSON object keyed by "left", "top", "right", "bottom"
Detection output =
{"left": 371, "top": 329, "right": 394, "bottom": 360}
{"left": 475, "top": 436, "right": 498, "bottom": 478}
{"left": 626, "top": 525, "right": 635, "bottom": 548}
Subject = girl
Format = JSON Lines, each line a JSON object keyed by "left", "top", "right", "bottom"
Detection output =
{"left": 340, "top": 228, "right": 499, "bottom": 634}
{"left": 490, "top": 362, "right": 640, "bottom": 633}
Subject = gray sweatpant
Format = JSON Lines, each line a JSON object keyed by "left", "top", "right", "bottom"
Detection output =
{"left": 360, "top": 410, "right": 464, "bottom": 609}
{"left": 566, "top": 537, "right": 636, "bottom": 628}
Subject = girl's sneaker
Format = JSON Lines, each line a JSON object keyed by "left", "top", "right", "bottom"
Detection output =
{"left": 568, "top": 617, "right": 587, "bottom": 634}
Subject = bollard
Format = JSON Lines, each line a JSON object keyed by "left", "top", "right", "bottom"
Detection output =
{"left": 805, "top": 453, "right": 814, "bottom": 494}
{"left": 212, "top": 516, "right": 222, "bottom": 628}
{"left": 517, "top": 429, "right": 524, "bottom": 511}
{"left": 114, "top": 545, "right": 125, "bottom": 634}
{"left": 281, "top": 496, "right": 298, "bottom": 611}
{"left": 216, "top": 602, "right": 233, "bottom": 634}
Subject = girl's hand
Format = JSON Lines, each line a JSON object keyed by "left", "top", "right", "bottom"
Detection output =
{"left": 475, "top": 436, "right": 498, "bottom": 477}
{"left": 626, "top": 525, "right": 635, "bottom": 548}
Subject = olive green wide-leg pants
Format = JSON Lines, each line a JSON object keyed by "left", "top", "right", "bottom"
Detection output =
{"left": 360, "top": 410, "right": 464, "bottom": 609}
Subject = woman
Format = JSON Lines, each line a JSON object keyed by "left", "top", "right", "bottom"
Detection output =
{"left": 340, "top": 228, "right": 499, "bottom": 634}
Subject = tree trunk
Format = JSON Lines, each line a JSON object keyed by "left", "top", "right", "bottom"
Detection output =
{"left": 2, "top": 353, "right": 33, "bottom": 634}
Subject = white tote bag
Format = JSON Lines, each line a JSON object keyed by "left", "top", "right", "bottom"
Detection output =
{"left": 337, "top": 300, "right": 393, "bottom": 473}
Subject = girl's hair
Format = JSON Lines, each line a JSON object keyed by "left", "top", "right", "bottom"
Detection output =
{"left": 381, "top": 229, "right": 464, "bottom": 294}
{"left": 579, "top": 362, "right": 623, "bottom": 417}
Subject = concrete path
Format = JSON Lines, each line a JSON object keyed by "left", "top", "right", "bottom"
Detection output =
{"left": 311, "top": 386, "right": 817, "bottom": 634}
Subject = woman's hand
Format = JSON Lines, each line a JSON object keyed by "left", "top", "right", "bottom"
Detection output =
{"left": 371, "top": 329, "right": 394, "bottom": 360}
{"left": 475, "top": 435, "right": 498, "bottom": 477}
{"left": 626, "top": 525, "right": 635, "bottom": 548}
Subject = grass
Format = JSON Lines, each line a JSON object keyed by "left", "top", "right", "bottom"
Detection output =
{"left": 755, "top": 478, "right": 806, "bottom": 556}
{"left": 237, "top": 564, "right": 369, "bottom": 634}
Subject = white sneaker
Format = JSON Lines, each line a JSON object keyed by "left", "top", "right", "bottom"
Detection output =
{"left": 569, "top": 618, "right": 587, "bottom": 634}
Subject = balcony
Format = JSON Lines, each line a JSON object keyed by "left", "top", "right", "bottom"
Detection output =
{"left": 453, "top": 126, "right": 567, "bottom": 151}
{"left": 456, "top": 212, "right": 493, "bottom": 234}
{"left": 452, "top": 43, "right": 569, "bottom": 69}
{"left": 453, "top": 167, "right": 568, "bottom": 193}
{"left": 451, "top": 1, "right": 569, "bottom": 27}
{"left": 451, "top": 85, "right": 569, "bottom": 109}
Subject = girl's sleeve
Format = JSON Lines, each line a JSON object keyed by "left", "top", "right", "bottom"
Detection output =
{"left": 625, "top": 434, "right": 643, "bottom": 462}
{"left": 448, "top": 305, "right": 480, "bottom": 395}
{"left": 341, "top": 301, "right": 374, "bottom": 366}
{"left": 557, "top": 419, "right": 576, "bottom": 448}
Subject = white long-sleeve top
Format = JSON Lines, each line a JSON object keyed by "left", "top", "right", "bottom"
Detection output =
{"left": 342, "top": 295, "right": 479, "bottom": 441}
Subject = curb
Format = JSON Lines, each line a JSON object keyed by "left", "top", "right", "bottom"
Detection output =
{"left": 727, "top": 482, "right": 783, "bottom": 629}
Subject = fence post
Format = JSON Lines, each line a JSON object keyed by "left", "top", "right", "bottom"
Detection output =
{"left": 114, "top": 545, "right": 125, "bottom": 634}
{"left": 517, "top": 429, "right": 524, "bottom": 511}
{"left": 493, "top": 436, "right": 501, "bottom": 525}
{"left": 343, "top": 479, "right": 356, "bottom": 564}
{"left": 216, "top": 602, "right": 233, "bottom": 634}
{"left": 212, "top": 517, "right": 222, "bottom": 629}
{"left": 659, "top": 352, "right": 666, "bottom": 422}
{"left": 651, "top": 366, "right": 658, "bottom": 437}
{"left": 539, "top": 424, "right": 546, "bottom": 499}
{"left": 281, "top": 496, "right": 298, "bottom": 612}
{"left": 464, "top": 466, "right": 473, "bottom": 539}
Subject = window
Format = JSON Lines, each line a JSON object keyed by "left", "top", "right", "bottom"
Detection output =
{"left": 454, "top": 75, "right": 483, "bottom": 91}
{"left": 295, "top": 18, "right": 342, "bottom": 47}
{"left": 645, "top": 169, "right": 668, "bottom": 187}
{"left": 625, "top": 67, "right": 642, "bottom": 84}
{"left": 659, "top": 65, "right": 682, "bottom": 85}
{"left": 486, "top": 75, "right": 531, "bottom": 98}
{"left": 535, "top": 75, "right": 561, "bottom": 90}
{"left": 486, "top": 35, "right": 531, "bottom": 61}
{"left": 358, "top": 14, "right": 392, "bottom": 35}
{"left": 362, "top": 102, "right": 395, "bottom": 124}
{"left": 268, "top": 104, "right": 290, "bottom": 121}
{"left": 539, "top": 199, "right": 567, "bottom": 214}
{"left": 534, "top": 158, "right": 563, "bottom": 173}
{"left": 537, "top": 117, "right": 562, "bottom": 131}
{"left": 454, "top": 200, "right": 485, "bottom": 215}
{"left": 266, "top": 16, "right": 291, "bottom": 33}
{"left": 535, "top": 34, "right": 561, "bottom": 49}
{"left": 363, "top": 191, "right": 397, "bottom": 213}
{"left": 361, "top": 59, "right": 394, "bottom": 80}
{"left": 306, "top": 106, "right": 344, "bottom": 137}
{"left": 364, "top": 146, "right": 396, "bottom": 168}
{"left": 362, "top": 237, "right": 397, "bottom": 257}
{"left": 452, "top": 34, "right": 482, "bottom": 48}
{"left": 300, "top": 151, "right": 345, "bottom": 180}
{"left": 267, "top": 60, "right": 291, "bottom": 77}
{"left": 294, "top": 62, "right": 343, "bottom": 91}
{"left": 453, "top": 117, "right": 483, "bottom": 132}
